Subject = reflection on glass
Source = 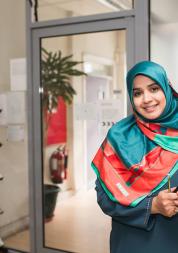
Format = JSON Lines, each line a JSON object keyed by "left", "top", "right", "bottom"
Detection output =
{"left": 150, "top": 0, "right": 178, "bottom": 90}
{"left": 36, "top": 0, "right": 133, "bottom": 22}
{"left": 41, "top": 30, "right": 127, "bottom": 252}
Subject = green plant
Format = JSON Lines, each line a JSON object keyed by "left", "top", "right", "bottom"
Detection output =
{"left": 41, "top": 48, "right": 87, "bottom": 114}
{"left": 41, "top": 49, "right": 87, "bottom": 210}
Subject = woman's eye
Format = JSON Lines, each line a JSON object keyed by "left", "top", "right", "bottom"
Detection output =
{"left": 133, "top": 91, "right": 142, "bottom": 97}
{"left": 150, "top": 86, "right": 160, "bottom": 92}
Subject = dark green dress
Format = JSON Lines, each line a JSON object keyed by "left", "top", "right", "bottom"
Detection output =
{"left": 95, "top": 169, "right": 178, "bottom": 253}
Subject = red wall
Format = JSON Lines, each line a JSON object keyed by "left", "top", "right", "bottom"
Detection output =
{"left": 47, "top": 97, "right": 67, "bottom": 145}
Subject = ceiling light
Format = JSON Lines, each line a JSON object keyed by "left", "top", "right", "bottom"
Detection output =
{"left": 97, "top": 0, "right": 131, "bottom": 11}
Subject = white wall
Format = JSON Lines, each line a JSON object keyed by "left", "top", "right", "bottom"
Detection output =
{"left": 0, "top": 0, "right": 28, "bottom": 237}
{"left": 0, "top": 0, "right": 26, "bottom": 91}
{"left": 151, "top": 22, "right": 178, "bottom": 91}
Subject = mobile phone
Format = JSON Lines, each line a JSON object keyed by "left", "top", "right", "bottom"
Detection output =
{"left": 173, "top": 186, "right": 178, "bottom": 193}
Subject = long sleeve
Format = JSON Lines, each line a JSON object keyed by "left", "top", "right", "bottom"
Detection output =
{"left": 95, "top": 179, "right": 156, "bottom": 231}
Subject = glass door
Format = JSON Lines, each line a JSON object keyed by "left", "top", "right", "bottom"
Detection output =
{"left": 42, "top": 29, "right": 127, "bottom": 253}
{"left": 29, "top": 15, "right": 135, "bottom": 253}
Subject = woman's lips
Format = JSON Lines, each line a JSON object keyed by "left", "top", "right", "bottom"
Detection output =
{"left": 143, "top": 104, "right": 158, "bottom": 112}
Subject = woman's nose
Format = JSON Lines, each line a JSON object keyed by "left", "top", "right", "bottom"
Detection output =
{"left": 143, "top": 91, "right": 152, "bottom": 103}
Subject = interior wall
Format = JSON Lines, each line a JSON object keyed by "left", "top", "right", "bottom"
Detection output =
{"left": 0, "top": 0, "right": 28, "bottom": 237}
{"left": 151, "top": 22, "right": 178, "bottom": 90}
{"left": 0, "top": 0, "right": 26, "bottom": 91}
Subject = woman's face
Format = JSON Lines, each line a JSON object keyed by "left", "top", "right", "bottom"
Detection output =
{"left": 133, "top": 75, "right": 166, "bottom": 120}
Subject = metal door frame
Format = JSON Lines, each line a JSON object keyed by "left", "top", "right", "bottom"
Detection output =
{"left": 26, "top": 1, "right": 149, "bottom": 252}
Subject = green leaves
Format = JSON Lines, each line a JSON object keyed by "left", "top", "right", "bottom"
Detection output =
{"left": 41, "top": 48, "right": 87, "bottom": 112}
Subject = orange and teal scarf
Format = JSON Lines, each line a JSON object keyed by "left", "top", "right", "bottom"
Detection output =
{"left": 91, "top": 61, "right": 178, "bottom": 207}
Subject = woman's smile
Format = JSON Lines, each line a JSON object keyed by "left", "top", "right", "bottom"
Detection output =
{"left": 142, "top": 103, "right": 159, "bottom": 113}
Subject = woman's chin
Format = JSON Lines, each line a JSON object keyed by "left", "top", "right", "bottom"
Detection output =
{"left": 140, "top": 109, "right": 162, "bottom": 120}
{"left": 135, "top": 103, "right": 165, "bottom": 120}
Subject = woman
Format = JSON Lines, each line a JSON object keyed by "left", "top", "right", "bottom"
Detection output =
{"left": 91, "top": 61, "right": 178, "bottom": 253}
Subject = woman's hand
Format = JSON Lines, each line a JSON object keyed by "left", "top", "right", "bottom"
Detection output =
{"left": 151, "top": 188, "right": 178, "bottom": 217}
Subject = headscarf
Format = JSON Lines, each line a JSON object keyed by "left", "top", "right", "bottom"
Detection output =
{"left": 91, "top": 61, "right": 178, "bottom": 207}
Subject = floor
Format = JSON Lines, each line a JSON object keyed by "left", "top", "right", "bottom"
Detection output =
{"left": 3, "top": 189, "right": 110, "bottom": 253}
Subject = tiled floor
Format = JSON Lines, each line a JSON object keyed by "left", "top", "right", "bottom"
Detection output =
{"left": 4, "top": 189, "right": 110, "bottom": 253}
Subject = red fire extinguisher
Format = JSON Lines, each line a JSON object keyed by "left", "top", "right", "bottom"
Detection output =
{"left": 49, "top": 145, "right": 68, "bottom": 184}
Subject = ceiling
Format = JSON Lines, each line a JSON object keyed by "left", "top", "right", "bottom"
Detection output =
{"left": 38, "top": 0, "right": 178, "bottom": 24}
{"left": 38, "top": 0, "right": 132, "bottom": 16}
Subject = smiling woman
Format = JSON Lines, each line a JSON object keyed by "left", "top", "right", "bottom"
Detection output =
{"left": 92, "top": 61, "right": 178, "bottom": 253}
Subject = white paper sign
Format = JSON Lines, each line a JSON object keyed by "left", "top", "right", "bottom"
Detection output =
{"left": 75, "top": 102, "right": 98, "bottom": 120}
{"left": 10, "top": 58, "right": 27, "bottom": 91}
{"left": 7, "top": 92, "right": 26, "bottom": 124}
{"left": 99, "top": 99, "right": 124, "bottom": 121}
{"left": 7, "top": 125, "right": 25, "bottom": 142}
{"left": 98, "top": 99, "right": 124, "bottom": 140}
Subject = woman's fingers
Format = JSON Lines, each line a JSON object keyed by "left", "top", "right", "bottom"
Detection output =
{"left": 151, "top": 189, "right": 178, "bottom": 217}
{"left": 167, "top": 208, "right": 178, "bottom": 218}
{"left": 162, "top": 187, "right": 178, "bottom": 194}
{"left": 167, "top": 193, "right": 178, "bottom": 200}
{"left": 159, "top": 190, "right": 178, "bottom": 200}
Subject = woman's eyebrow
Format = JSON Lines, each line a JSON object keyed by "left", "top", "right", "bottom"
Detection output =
{"left": 147, "top": 82, "right": 158, "bottom": 87}
{"left": 133, "top": 82, "right": 158, "bottom": 90}
{"left": 133, "top": 87, "right": 141, "bottom": 91}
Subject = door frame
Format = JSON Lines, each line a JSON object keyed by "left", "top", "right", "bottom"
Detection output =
{"left": 26, "top": 1, "right": 149, "bottom": 253}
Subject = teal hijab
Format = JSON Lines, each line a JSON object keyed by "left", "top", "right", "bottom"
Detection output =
{"left": 126, "top": 61, "right": 178, "bottom": 128}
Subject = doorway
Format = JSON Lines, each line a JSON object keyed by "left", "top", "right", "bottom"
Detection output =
{"left": 27, "top": 1, "right": 149, "bottom": 253}
{"left": 38, "top": 28, "right": 128, "bottom": 253}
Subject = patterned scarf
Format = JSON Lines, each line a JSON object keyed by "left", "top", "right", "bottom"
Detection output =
{"left": 91, "top": 61, "right": 178, "bottom": 207}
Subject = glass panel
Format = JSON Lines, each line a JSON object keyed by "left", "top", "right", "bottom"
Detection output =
{"left": 41, "top": 29, "right": 127, "bottom": 252}
{"left": 33, "top": 0, "right": 133, "bottom": 22}
{"left": 0, "top": 0, "right": 30, "bottom": 252}
{"left": 150, "top": 0, "right": 178, "bottom": 90}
